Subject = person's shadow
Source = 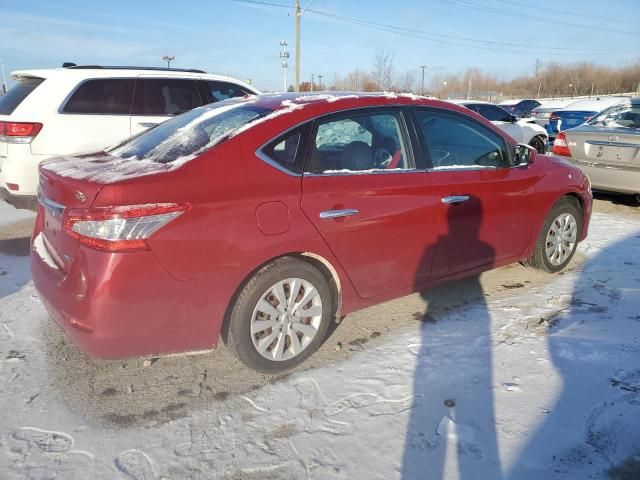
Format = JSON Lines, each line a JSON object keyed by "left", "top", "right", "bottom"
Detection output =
{"left": 402, "top": 197, "right": 503, "bottom": 479}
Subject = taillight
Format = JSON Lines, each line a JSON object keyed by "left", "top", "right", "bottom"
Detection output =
{"left": 64, "top": 203, "right": 188, "bottom": 252}
{"left": 552, "top": 131, "right": 572, "bottom": 157}
{"left": 0, "top": 121, "right": 43, "bottom": 143}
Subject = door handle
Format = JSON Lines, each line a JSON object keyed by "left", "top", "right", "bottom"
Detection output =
{"left": 319, "top": 209, "right": 359, "bottom": 219}
{"left": 441, "top": 195, "right": 470, "bottom": 204}
{"left": 137, "top": 122, "right": 159, "bottom": 128}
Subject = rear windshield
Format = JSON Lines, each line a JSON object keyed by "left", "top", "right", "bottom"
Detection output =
{"left": 109, "top": 99, "right": 271, "bottom": 163}
{"left": 588, "top": 103, "right": 640, "bottom": 129}
{"left": 0, "top": 77, "right": 44, "bottom": 115}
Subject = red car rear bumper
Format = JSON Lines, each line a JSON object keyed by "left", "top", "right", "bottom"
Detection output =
{"left": 30, "top": 234, "right": 228, "bottom": 359}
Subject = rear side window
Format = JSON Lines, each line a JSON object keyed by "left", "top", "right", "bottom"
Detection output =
{"left": 63, "top": 79, "right": 134, "bottom": 114}
{"left": 109, "top": 101, "right": 272, "bottom": 163}
{"left": 199, "top": 80, "right": 251, "bottom": 105}
{"left": 414, "top": 109, "right": 510, "bottom": 169}
{"left": 0, "top": 78, "right": 44, "bottom": 115}
{"left": 131, "top": 78, "right": 202, "bottom": 116}
{"left": 261, "top": 128, "right": 310, "bottom": 174}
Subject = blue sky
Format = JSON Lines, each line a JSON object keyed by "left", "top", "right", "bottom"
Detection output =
{"left": 1, "top": 0, "right": 639, "bottom": 91}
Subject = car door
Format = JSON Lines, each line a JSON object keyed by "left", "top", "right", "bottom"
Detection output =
{"left": 410, "top": 107, "right": 539, "bottom": 278}
{"left": 130, "top": 76, "right": 203, "bottom": 136}
{"left": 300, "top": 108, "right": 441, "bottom": 299}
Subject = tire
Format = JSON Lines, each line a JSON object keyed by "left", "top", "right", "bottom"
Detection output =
{"left": 526, "top": 198, "right": 582, "bottom": 273}
{"left": 227, "top": 257, "right": 334, "bottom": 374}
{"left": 529, "top": 135, "right": 547, "bottom": 154}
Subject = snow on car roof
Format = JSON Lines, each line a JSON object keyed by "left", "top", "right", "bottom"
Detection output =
{"left": 560, "top": 97, "right": 628, "bottom": 112}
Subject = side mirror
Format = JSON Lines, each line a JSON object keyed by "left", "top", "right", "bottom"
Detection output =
{"left": 514, "top": 143, "right": 536, "bottom": 165}
{"left": 510, "top": 114, "right": 518, "bottom": 123}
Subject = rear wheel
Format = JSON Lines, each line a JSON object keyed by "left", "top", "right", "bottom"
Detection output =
{"left": 529, "top": 135, "right": 547, "bottom": 154}
{"left": 526, "top": 198, "right": 582, "bottom": 273}
{"left": 228, "top": 258, "right": 334, "bottom": 374}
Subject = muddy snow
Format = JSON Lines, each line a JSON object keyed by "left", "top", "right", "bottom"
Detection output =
{"left": 0, "top": 197, "right": 639, "bottom": 479}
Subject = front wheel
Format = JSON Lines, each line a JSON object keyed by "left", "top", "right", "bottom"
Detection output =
{"left": 526, "top": 199, "right": 582, "bottom": 273}
{"left": 529, "top": 135, "right": 547, "bottom": 154}
{"left": 227, "top": 258, "right": 334, "bottom": 374}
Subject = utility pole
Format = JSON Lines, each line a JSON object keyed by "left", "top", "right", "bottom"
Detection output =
{"left": 295, "top": 0, "right": 301, "bottom": 92}
{"left": 0, "top": 57, "right": 7, "bottom": 95}
{"left": 279, "top": 40, "right": 289, "bottom": 92}
{"left": 311, "top": 73, "right": 314, "bottom": 92}
{"left": 318, "top": 74, "right": 323, "bottom": 90}
{"left": 535, "top": 58, "right": 541, "bottom": 76}
{"left": 420, "top": 65, "right": 426, "bottom": 95}
{"left": 162, "top": 55, "right": 175, "bottom": 68}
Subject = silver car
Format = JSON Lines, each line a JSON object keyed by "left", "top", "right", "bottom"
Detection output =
{"left": 554, "top": 98, "right": 640, "bottom": 199}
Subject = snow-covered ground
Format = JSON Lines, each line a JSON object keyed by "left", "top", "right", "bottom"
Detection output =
{"left": 0, "top": 200, "right": 639, "bottom": 480}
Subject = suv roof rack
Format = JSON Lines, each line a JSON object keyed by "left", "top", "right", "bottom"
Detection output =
{"left": 62, "top": 64, "right": 207, "bottom": 74}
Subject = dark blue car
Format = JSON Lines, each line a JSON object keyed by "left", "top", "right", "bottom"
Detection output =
{"left": 547, "top": 97, "right": 628, "bottom": 139}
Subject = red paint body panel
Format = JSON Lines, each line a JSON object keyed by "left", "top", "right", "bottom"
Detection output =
{"left": 30, "top": 93, "right": 593, "bottom": 359}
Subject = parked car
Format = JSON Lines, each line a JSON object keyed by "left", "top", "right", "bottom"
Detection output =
{"left": 31, "top": 93, "right": 592, "bottom": 373}
{"left": 498, "top": 98, "right": 541, "bottom": 118}
{"left": 552, "top": 98, "right": 640, "bottom": 200}
{"left": 450, "top": 100, "right": 548, "bottom": 153}
{"left": 547, "top": 97, "right": 628, "bottom": 139}
{"left": 0, "top": 64, "right": 260, "bottom": 210}
{"left": 530, "top": 99, "right": 576, "bottom": 129}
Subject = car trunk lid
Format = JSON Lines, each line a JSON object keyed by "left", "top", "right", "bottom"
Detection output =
{"left": 566, "top": 125, "right": 640, "bottom": 169}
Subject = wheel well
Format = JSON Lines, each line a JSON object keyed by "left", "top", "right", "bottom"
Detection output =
{"left": 219, "top": 253, "right": 342, "bottom": 345}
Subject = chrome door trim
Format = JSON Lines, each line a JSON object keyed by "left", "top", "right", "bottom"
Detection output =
{"left": 319, "top": 209, "right": 359, "bottom": 219}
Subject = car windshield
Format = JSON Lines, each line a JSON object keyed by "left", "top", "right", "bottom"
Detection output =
{"left": 588, "top": 103, "right": 640, "bottom": 129}
{"left": 109, "top": 99, "right": 272, "bottom": 163}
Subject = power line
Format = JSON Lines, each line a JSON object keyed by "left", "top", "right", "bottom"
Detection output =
{"left": 495, "top": 0, "right": 637, "bottom": 26}
{"left": 434, "top": 0, "right": 640, "bottom": 37}
{"left": 233, "top": 0, "right": 639, "bottom": 54}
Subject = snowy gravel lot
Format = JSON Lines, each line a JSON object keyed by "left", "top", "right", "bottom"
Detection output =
{"left": 0, "top": 196, "right": 639, "bottom": 479}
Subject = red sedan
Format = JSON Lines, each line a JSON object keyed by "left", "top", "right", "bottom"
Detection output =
{"left": 30, "top": 93, "right": 592, "bottom": 373}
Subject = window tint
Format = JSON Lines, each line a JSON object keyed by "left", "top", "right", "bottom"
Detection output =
{"left": 0, "top": 78, "right": 44, "bottom": 115}
{"left": 415, "top": 109, "right": 510, "bottom": 169}
{"left": 131, "top": 78, "right": 202, "bottom": 116}
{"left": 199, "top": 81, "right": 251, "bottom": 105}
{"left": 474, "top": 104, "right": 512, "bottom": 122}
{"left": 307, "top": 112, "right": 410, "bottom": 174}
{"left": 109, "top": 101, "right": 271, "bottom": 163}
{"left": 262, "top": 131, "right": 304, "bottom": 173}
{"left": 63, "top": 79, "right": 134, "bottom": 114}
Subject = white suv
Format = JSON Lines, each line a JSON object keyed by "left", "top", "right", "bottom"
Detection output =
{"left": 0, "top": 65, "right": 260, "bottom": 209}
{"left": 449, "top": 100, "right": 549, "bottom": 154}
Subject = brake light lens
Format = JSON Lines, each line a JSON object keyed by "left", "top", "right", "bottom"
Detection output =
{"left": 64, "top": 203, "right": 188, "bottom": 252}
{"left": 552, "top": 131, "right": 572, "bottom": 157}
{"left": 0, "top": 121, "right": 43, "bottom": 143}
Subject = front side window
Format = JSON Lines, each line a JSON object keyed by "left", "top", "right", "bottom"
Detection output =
{"left": 63, "top": 79, "right": 135, "bottom": 114}
{"left": 589, "top": 103, "right": 640, "bottom": 129}
{"left": 307, "top": 112, "right": 410, "bottom": 174}
{"left": 414, "top": 109, "right": 510, "bottom": 169}
{"left": 109, "top": 100, "right": 271, "bottom": 163}
{"left": 131, "top": 78, "right": 202, "bottom": 116}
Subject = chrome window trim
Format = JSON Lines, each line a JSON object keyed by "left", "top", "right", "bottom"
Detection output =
{"left": 303, "top": 168, "right": 419, "bottom": 178}
{"left": 586, "top": 140, "right": 639, "bottom": 148}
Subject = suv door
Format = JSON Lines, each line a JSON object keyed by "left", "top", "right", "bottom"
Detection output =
{"left": 130, "top": 77, "right": 202, "bottom": 136}
{"left": 411, "top": 107, "right": 538, "bottom": 277}
{"left": 300, "top": 108, "right": 441, "bottom": 299}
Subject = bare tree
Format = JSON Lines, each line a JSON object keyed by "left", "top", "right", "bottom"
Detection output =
{"left": 372, "top": 49, "right": 395, "bottom": 91}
